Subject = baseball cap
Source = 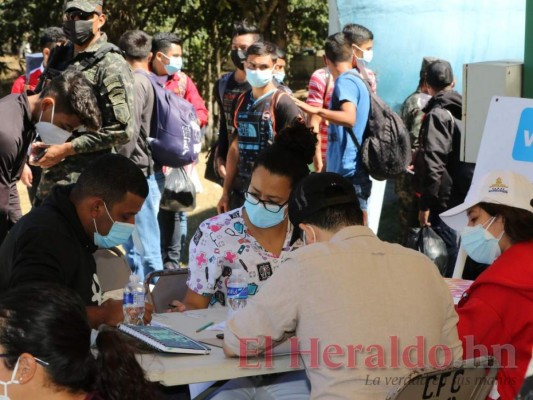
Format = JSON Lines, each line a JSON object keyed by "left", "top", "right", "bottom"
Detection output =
{"left": 440, "top": 170, "right": 533, "bottom": 231}
{"left": 288, "top": 172, "right": 359, "bottom": 227}
{"left": 64, "top": 0, "right": 102, "bottom": 12}
{"left": 425, "top": 60, "right": 454, "bottom": 89}
{"left": 420, "top": 57, "right": 439, "bottom": 78}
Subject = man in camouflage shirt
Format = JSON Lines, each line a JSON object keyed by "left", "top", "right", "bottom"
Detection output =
{"left": 33, "top": 0, "right": 134, "bottom": 203}
{"left": 395, "top": 56, "right": 437, "bottom": 243}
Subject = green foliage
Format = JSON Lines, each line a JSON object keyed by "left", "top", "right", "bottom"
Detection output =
{"left": 0, "top": 0, "right": 328, "bottom": 133}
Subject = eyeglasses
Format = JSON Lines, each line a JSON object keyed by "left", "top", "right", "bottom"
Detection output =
{"left": 244, "top": 192, "right": 288, "bottom": 213}
{"left": 64, "top": 10, "right": 100, "bottom": 21}
{"left": 0, "top": 354, "right": 50, "bottom": 367}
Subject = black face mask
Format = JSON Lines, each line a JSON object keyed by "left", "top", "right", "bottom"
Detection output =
{"left": 63, "top": 20, "right": 95, "bottom": 46}
{"left": 230, "top": 49, "right": 246, "bottom": 70}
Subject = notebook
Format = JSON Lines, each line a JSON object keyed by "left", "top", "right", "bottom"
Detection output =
{"left": 118, "top": 324, "right": 211, "bottom": 355}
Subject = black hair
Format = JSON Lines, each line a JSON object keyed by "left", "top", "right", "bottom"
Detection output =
{"left": 275, "top": 45, "right": 287, "bottom": 60}
{"left": 40, "top": 70, "right": 101, "bottom": 132}
{"left": 246, "top": 41, "right": 278, "bottom": 62}
{"left": 0, "top": 283, "right": 159, "bottom": 400}
{"left": 39, "top": 26, "right": 67, "bottom": 49}
{"left": 478, "top": 202, "right": 533, "bottom": 244}
{"left": 301, "top": 203, "right": 363, "bottom": 231}
{"left": 119, "top": 30, "right": 152, "bottom": 61}
{"left": 71, "top": 153, "right": 148, "bottom": 207}
{"left": 151, "top": 32, "right": 182, "bottom": 54}
{"left": 342, "top": 23, "right": 374, "bottom": 46}
{"left": 324, "top": 32, "right": 352, "bottom": 64}
{"left": 252, "top": 120, "right": 317, "bottom": 188}
{"left": 232, "top": 20, "right": 262, "bottom": 41}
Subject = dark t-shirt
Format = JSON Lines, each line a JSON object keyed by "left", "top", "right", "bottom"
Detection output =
{"left": 0, "top": 93, "right": 35, "bottom": 244}
{"left": 230, "top": 89, "right": 302, "bottom": 190}
{"left": 214, "top": 72, "right": 251, "bottom": 160}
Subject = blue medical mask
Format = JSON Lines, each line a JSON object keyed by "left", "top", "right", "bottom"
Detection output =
{"left": 273, "top": 72, "right": 285, "bottom": 84}
{"left": 0, "top": 357, "right": 20, "bottom": 400}
{"left": 245, "top": 198, "right": 287, "bottom": 229}
{"left": 93, "top": 202, "right": 135, "bottom": 248}
{"left": 460, "top": 216, "right": 504, "bottom": 265}
{"left": 245, "top": 68, "right": 273, "bottom": 88}
{"left": 161, "top": 53, "right": 183, "bottom": 75}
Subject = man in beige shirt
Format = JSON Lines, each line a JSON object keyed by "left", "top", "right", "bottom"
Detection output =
{"left": 223, "top": 172, "right": 462, "bottom": 399}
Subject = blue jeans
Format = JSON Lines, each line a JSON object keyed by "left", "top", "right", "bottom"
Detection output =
{"left": 156, "top": 171, "right": 187, "bottom": 268}
{"left": 123, "top": 174, "right": 163, "bottom": 280}
{"left": 350, "top": 169, "right": 372, "bottom": 211}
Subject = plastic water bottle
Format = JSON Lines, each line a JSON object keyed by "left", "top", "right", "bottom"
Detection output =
{"left": 123, "top": 274, "right": 145, "bottom": 325}
{"left": 227, "top": 269, "right": 248, "bottom": 319}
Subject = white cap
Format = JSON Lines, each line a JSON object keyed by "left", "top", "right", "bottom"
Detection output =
{"left": 440, "top": 170, "right": 533, "bottom": 231}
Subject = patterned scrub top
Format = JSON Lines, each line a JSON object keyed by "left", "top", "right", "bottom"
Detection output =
{"left": 187, "top": 207, "right": 299, "bottom": 308}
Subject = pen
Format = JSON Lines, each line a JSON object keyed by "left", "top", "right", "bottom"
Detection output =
{"left": 196, "top": 321, "right": 214, "bottom": 333}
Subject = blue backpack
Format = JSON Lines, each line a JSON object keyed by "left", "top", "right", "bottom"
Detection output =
{"left": 136, "top": 70, "right": 202, "bottom": 168}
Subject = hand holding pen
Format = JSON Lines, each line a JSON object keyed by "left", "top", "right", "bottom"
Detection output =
{"left": 167, "top": 300, "right": 187, "bottom": 313}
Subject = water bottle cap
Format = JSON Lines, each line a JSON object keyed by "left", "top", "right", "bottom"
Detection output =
{"left": 129, "top": 274, "right": 140, "bottom": 284}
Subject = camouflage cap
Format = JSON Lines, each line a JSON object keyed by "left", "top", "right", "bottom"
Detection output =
{"left": 64, "top": 0, "right": 103, "bottom": 12}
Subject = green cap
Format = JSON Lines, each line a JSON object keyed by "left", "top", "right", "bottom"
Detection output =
{"left": 64, "top": 0, "right": 102, "bottom": 12}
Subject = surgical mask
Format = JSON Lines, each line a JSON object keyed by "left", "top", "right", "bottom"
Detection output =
{"left": 93, "top": 202, "right": 135, "bottom": 248}
{"left": 0, "top": 357, "right": 20, "bottom": 400}
{"left": 273, "top": 72, "right": 285, "bottom": 84}
{"left": 161, "top": 53, "right": 183, "bottom": 75}
{"left": 245, "top": 198, "right": 286, "bottom": 228}
{"left": 245, "top": 68, "right": 273, "bottom": 88}
{"left": 231, "top": 49, "right": 246, "bottom": 70}
{"left": 354, "top": 44, "right": 373, "bottom": 64}
{"left": 62, "top": 20, "right": 94, "bottom": 46}
{"left": 35, "top": 103, "right": 71, "bottom": 145}
{"left": 460, "top": 216, "right": 504, "bottom": 264}
{"left": 301, "top": 225, "right": 317, "bottom": 246}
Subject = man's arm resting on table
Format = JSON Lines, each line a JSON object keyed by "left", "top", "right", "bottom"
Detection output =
{"left": 86, "top": 299, "right": 124, "bottom": 329}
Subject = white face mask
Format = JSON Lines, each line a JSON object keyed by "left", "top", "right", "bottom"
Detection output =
{"left": 35, "top": 103, "right": 72, "bottom": 145}
{"left": 0, "top": 357, "right": 21, "bottom": 400}
{"left": 354, "top": 44, "right": 373, "bottom": 64}
{"left": 301, "top": 225, "right": 317, "bottom": 246}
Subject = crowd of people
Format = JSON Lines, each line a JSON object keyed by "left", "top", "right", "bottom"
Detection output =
{"left": 0, "top": 0, "right": 531, "bottom": 399}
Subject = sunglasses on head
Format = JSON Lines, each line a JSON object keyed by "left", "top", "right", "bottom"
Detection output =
{"left": 65, "top": 9, "right": 100, "bottom": 20}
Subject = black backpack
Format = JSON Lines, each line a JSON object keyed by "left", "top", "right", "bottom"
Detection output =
{"left": 346, "top": 71, "right": 411, "bottom": 181}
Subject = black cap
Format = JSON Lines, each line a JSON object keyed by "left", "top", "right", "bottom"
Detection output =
{"left": 425, "top": 60, "right": 454, "bottom": 90}
{"left": 420, "top": 57, "right": 439, "bottom": 78}
{"left": 288, "top": 172, "right": 359, "bottom": 227}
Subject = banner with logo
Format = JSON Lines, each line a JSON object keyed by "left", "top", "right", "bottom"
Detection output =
{"left": 473, "top": 96, "right": 533, "bottom": 183}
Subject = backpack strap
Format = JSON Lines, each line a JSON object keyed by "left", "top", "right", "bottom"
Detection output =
{"left": 347, "top": 127, "right": 362, "bottom": 152}
{"left": 232, "top": 91, "right": 247, "bottom": 130}
{"left": 77, "top": 42, "right": 122, "bottom": 71}
{"left": 217, "top": 72, "right": 232, "bottom": 105}
{"left": 270, "top": 89, "right": 288, "bottom": 135}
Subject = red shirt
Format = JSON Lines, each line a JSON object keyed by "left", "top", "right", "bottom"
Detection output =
{"left": 163, "top": 71, "right": 208, "bottom": 128}
{"left": 457, "top": 241, "right": 533, "bottom": 400}
{"left": 11, "top": 68, "right": 42, "bottom": 94}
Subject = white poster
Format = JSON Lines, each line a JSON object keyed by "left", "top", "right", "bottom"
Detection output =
{"left": 473, "top": 96, "right": 533, "bottom": 183}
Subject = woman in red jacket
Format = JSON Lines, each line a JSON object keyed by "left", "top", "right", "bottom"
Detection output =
{"left": 440, "top": 170, "right": 533, "bottom": 400}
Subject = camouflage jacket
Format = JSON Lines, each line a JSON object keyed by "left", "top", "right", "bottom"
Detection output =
{"left": 400, "top": 90, "right": 430, "bottom": 151}
{"left": 37, "top": 33, "right": 134, "bottom": 200}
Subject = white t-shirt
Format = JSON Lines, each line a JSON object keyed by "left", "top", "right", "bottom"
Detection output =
{"left": 187, "top": 207, "right": 298, "bottom": 308}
